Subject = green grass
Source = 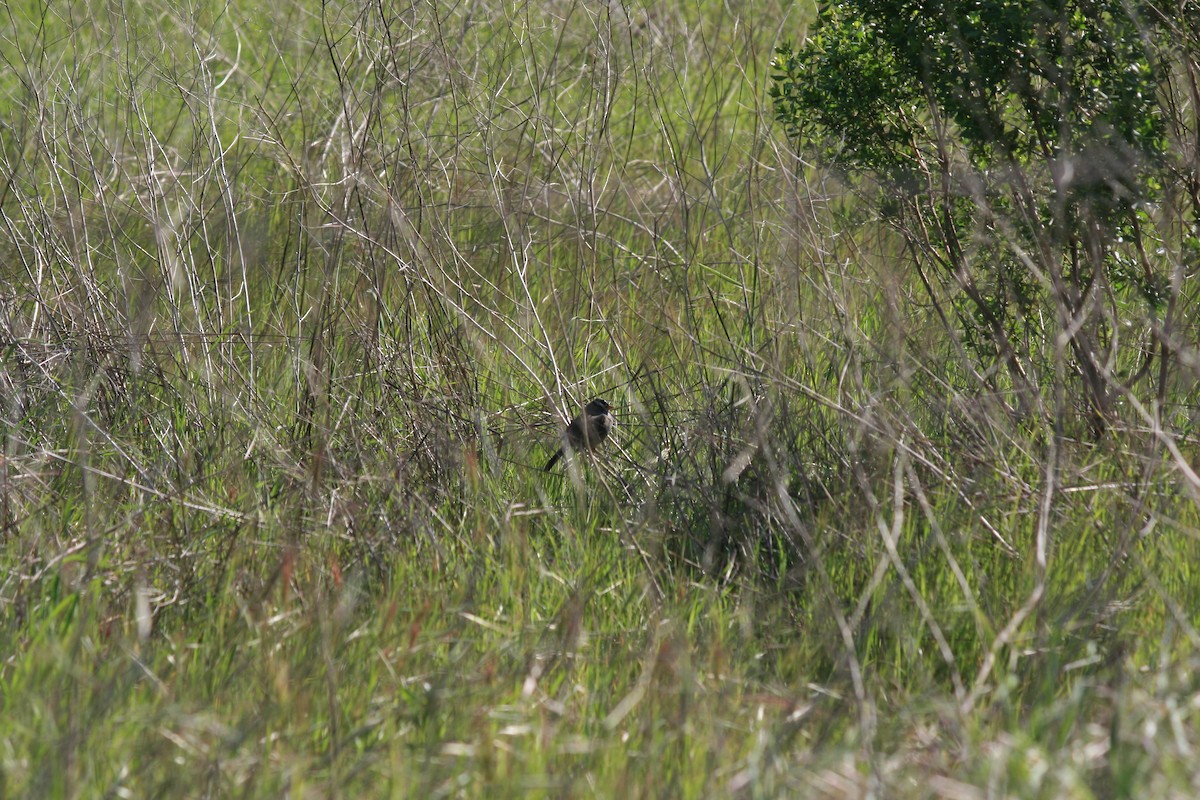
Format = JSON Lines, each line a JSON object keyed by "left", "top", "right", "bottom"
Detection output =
{"left": 2, "top": 0, "right": 1200, "bottom": 796}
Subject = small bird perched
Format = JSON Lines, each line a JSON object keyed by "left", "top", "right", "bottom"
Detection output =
{"left": 544, "top": 398, "right": 615, "bottom": 471}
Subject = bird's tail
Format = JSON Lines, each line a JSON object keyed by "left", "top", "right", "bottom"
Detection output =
{"left": 544, "top": 448, "right": 564, "bottom": 471}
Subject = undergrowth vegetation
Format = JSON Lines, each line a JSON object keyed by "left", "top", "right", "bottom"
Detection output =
{"left": 1, "top": 0, "right": 1199, "bottom": 796}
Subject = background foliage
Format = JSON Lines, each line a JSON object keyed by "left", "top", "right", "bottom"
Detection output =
{"left": 772, "top": 0, "right": 1196, "bottom": 436}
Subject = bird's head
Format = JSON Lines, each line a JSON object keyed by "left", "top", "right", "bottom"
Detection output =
{"left": 585, "top": 398, "right": 612, "bottom": 417}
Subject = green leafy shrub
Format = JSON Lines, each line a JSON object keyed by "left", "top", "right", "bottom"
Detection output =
{"left": 771, "top": 0, "right": 1187, "bottom": 433}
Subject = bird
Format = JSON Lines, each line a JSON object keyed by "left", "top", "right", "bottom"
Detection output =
{"left": 544, "top": 398, "right": 615, "bottom": 471}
